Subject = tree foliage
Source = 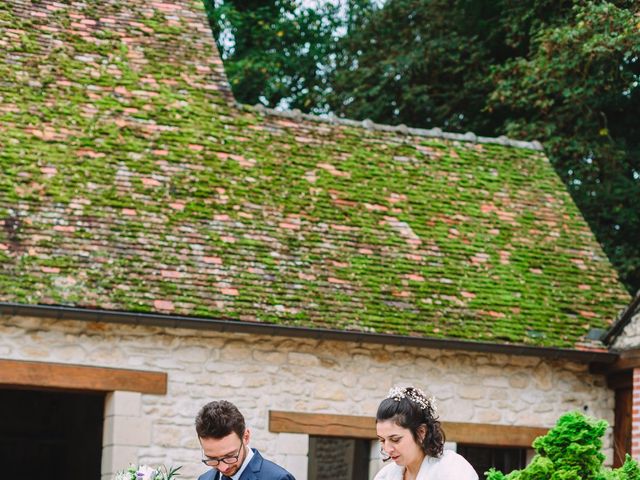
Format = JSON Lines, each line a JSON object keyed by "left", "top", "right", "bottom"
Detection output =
{"left": 328, "top": 0, "right": 501, "bottom": 131}
{"left": 204, "top": 0, "right": 364, "bottom": 111}
{"left": 205, "top": 0, "right": 640, "bottom": 293}
{"left": 486, "top": 411, "right": 640, "bottom": 480}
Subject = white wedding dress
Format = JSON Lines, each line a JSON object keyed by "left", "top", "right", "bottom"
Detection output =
{"left": 373, "top": 450, "right": 479, "bottom": 480}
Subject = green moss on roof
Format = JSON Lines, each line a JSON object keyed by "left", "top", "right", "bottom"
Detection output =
{"left": 0, "top": 0, "right": 631, "bottom": 348}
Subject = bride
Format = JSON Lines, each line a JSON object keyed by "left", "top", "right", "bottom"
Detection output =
{"left": 374, "top": 386, "right": 478, "bottom": 480}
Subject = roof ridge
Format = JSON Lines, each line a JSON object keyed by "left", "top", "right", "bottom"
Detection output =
{"left": 242, "top": 103, "right": 544, "bottom": 151}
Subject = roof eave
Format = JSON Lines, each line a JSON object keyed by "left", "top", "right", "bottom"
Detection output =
{"left": 0, "top": 302, "right": 617, "bottom": 365}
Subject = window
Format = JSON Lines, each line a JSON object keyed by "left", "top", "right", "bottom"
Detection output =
{"left": 308, "top": 436, "right": 370, "bottom": 480}
{"left": 457, "top": 444, "right": 529, "bottom": 477}
{"left": 0, "top": 388, "right": 105, "bottom": 480}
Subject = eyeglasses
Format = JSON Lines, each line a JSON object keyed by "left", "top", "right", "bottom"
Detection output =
{"left": 201, "top": 441, "right": 244, "bottom": 467}
{"left": 379, "top": 445, "right": 392, "bottom": 462}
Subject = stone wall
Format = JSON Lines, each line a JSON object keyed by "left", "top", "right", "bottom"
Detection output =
{"left": 612, "top": 311, "right": 640, "bottom": 349}
{"left": 0, "top": 314, "right": 614, "bottom": 479}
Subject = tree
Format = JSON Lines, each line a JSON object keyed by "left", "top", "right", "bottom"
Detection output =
{"left": 203, "top": 0, "right": 349, "bottom": 112}
{"left": 328, "top": 0, "right": 495, "bottom": 132}
{"left": 326, "top": 0, "right": 582, "bottom": 133}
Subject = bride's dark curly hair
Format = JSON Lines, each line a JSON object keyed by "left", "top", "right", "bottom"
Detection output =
{"left": 376, "top": 386, "right": 445, "bottom": 458}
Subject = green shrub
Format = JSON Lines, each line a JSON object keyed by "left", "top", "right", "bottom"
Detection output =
{"left": 485, "top": 411, "right": 640, "bottom": 480}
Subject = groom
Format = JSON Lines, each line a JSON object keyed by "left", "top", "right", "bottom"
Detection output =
{"left": 196, "top": 400, "right": 296, "bottom": 480}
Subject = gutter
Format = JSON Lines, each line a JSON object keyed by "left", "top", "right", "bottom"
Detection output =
{"left": 0, "top": 302, "right": 617, "bottom": 364}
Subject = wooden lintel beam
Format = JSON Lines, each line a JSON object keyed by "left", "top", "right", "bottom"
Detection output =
{"left": 269, "top": 410, "right": 548, "bottom": 448}
{"left": 270, "top": 410, "right": 375, "bottom": 439}
{"left": 590, "top": 349, "right": 640, "bottom": 376}
{"left": 443, "top": 421, "right": 548, "bottom": 447}
{"left": 0, "top": 359, "right": 167, "bottom": 394}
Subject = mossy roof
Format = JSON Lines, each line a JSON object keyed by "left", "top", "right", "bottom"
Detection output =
{"left": 0, "top": 0, "right": 630, "bottom": 349}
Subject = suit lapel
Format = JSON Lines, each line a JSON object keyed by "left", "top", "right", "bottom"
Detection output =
{"left": 239, "top": 449, "right": 263, "bottom": 480}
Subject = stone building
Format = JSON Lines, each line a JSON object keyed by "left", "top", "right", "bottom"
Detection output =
{"left": 0, "top": 0, "right": 635, "bottom": 479}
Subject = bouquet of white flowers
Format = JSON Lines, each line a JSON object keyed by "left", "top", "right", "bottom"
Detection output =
{"left": 114, "top": 464, "right": 181, "bottom": 480}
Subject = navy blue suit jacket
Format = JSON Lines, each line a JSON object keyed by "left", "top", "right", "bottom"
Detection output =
{"left": 198, "top": 449, "right": 295, "bottom": 480}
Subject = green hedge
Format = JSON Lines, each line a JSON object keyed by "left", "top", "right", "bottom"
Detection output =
{"left": 486, "top": 411, "right": 640, "bottom": 480}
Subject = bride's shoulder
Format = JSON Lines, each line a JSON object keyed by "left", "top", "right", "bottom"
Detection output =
{"left": 373, "top": 461, "right": 403, "bottom": 480}
{"left": 428, "top": 450, "right": 478, "bottom": 479}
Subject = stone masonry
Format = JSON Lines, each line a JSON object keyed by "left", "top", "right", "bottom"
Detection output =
{"left": 612, "top": 310, "right": 640, "bottom": 350}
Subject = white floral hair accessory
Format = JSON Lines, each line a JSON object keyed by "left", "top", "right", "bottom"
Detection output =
{"left": 387, "top": 386, "right": 437, "bottom": 415}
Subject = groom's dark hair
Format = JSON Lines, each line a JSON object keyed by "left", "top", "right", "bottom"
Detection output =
{"left": 196, "top": 400, "right": 246, "bottom": 439}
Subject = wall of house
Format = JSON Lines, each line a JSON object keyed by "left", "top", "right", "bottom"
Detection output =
{"left": 0, "top": 314, "right": 614, "bottom": 479}
{"left": 611, "top": 311, "right": 640, "bottom": 349}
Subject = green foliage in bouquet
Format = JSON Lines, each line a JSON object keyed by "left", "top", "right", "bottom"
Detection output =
{"left": 485, "top": 411, "right": 640, "bottom": 480}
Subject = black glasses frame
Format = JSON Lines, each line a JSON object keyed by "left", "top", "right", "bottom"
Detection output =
{"left": 201, "top": 441, "right": 244, "bottom": 467}
{"left": 379, "top": 445, "right": 392, "bottom": 462}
